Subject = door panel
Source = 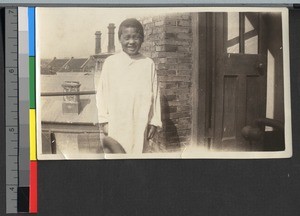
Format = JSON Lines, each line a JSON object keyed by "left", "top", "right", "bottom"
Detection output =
{"left": 222, "top": 76, "right": 237, "bottom": 142}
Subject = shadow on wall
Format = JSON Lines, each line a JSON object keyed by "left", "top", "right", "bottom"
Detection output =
{"left": 161, "top": 95, "right": 181, "bottom": 151}
{"left": 158, "top": 95, "right": 181, "bottom": 152}
{"left": 79, "top": 98, "right": 91, "bottom": 114}
{"left": 144, "top": 95, "right": 180, "bottom": 153}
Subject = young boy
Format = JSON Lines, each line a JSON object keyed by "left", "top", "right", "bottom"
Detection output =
{"left": 97, "top": 18, "right": 162, "bottom": 154}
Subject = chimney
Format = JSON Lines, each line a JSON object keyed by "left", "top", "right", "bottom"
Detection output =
{"left": 62, "top": 81, "right": 81, "bottom": 115}
{"left": 107, "top": 23, "right": 115, "bottom": 53}
{"left": 95, "top": 31, "right": 101, "bottom": 54}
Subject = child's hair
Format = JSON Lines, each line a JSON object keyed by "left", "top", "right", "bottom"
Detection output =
{"left": 118, "top": 18, "right": 144, "bottom": 41}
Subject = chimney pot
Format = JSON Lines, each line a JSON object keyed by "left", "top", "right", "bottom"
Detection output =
{"left": 95, "top": 31, "right": 102, "bottom": 54}
{"left": 107, "top": 23, "right": 115, "bottom": 53}
{"left": 62, "top": 81, "right": 81, "bottom": 115}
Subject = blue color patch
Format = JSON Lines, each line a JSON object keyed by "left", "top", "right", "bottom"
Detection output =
{"left": 28, "top": 7, "right": 35, "bottom": 56}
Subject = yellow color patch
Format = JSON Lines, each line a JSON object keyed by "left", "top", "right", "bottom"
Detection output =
{"left": 30, "top": 109, "right": 37, "bottom": 161}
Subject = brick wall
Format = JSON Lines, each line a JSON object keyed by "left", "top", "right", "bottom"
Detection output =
{"left": 139, "top": 13, "right": 193, "bottom": 152}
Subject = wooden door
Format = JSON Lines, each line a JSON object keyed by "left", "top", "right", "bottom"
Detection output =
{"left": 211, "top": 12, "right": 267, "bottom": 151}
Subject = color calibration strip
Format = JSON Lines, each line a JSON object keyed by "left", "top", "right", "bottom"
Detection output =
{"left": 28, "top": 7, "right": 38, "bottom": 213}
{"left": 17, "top": 7, "right": 30, "bottom": 213}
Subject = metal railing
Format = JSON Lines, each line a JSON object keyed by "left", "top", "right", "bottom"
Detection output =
{"left": 41, "top": 90, "right": 97, "bottom": 97}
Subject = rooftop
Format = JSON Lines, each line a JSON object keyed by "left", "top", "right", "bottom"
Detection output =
{"left": 41, "top": 73, "right": 100, "bottom": 124}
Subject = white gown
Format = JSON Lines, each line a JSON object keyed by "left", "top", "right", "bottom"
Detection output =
{"left": 96, "top": 51, "right": 162, "bottom": 154}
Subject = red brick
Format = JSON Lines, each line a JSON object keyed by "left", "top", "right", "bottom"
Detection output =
{"left": 174, "top": 41, "right": 190, "bottom": 46}
{"left": 164, "top": 89, "right": 177, "bottom": 95}
{"left": 165, "top": 82, "right": 177, "bottom": 89}
{"left": 144, "top": 29, "right": 153, "bottom": 36}
{"left": 165, "top": 131, "right": 180, "bottom": 137}
{"left": 170, "top": 111, "right": 190, "bottom": 119}
{"left": 168, "top": 64, "right": 178, "bottom": 70}
{"left": 177, "top": 123, "right": 192, "bottom": 130}
{"left": 178, "top": 117, "right": 191, "bottom": 124}
{"left": 164, "top": 118, "right": 179, "bottom": 125}
{"left": 153, "top": 27, "right": 164, "bottom": 34}
{"left": 144, "top": 22, "right": 154, "bottom": 28}
{"left": 159, "top": 75, "right": 191, "bottom": 82}
{"left": 179, "top": 136, "right": 190, "bottom": 142}
{"left": 178, "top": 20, "right": 191, "bottom": 27}
{"left": 177, "top": 129, "right": 191, "bottom": 136}
{"left": 177, "top": 81, "right": 191, "bottom": 89}
{"left": 167, "top": 105, "right": 178, "bottom": 112}
{"left": 178, "top": 63, "right": 192, "bottom": 70}
{"left": 159, "top": 82, "right": 177, "bottom": 89}
{"left": 163, "top": 124, "right": 173, "bottom": 131}
{"left": 165, "top": 19, "right": 177, "bottom": 26}
{"left": 165, "top": 26, "right": 181, "bottom": 34}
{"left": 180, "top": 14, "right": 191, "bottom": 20}
{"left": 177, "top": 70, "right": 192, "bottom": 75}
{"left": 150, "top": 34, "right": 164, "bottom": 41}
{"left": 177, "top": 93, "right": 192, "bottom": 100}
{"left": 142, "top": 41, "right": 152, "bottom": 47}
{"left": 178, "top": 46, "right": 192, "bottom": 52}
{"left": 176, "top": 27, "right": 191, "bottom": 34}
{"left": 163, "top": 106, "right": 177, "bottom": 114}
{"left": 165, "top": 44, "right": 178, "bottom": 52}
{"left": 177, "top": 32, "right": 192, "bottom": 40}
{"left": 155, "top": 45, "right": 164, "bottom": 52}
{"left": 164, "top": 88, "right": 190, "bottom": 95}
{"left": 178, "top": 105, "right": 192, "bottom": 112}
{"left": 164, "top": 116, "right": 179, "bottom": 123}
{"left": 157, "top": 63, "right": 171, "bottom": 70}
{"left": 157, "top": 58, "right": 167, "bottom": 63}
{"left": 177, "top": 57, "right": 192, "bottom": 63}
{"left": 157, "top": 70, "right": 176, "bottom": 76}
{"left": 168, "top": 100, "right": 189, "bottom": 106}
{"left": 166, "top": 58, "right": 177, "bottom": 64}
{"left": 165, "top": 95, "right": 176, "bottom": 101}
{"left": 158, "top": 52, "right": 185, "bottom": 58}
{"left": 182, "top": 52, "right": 192, "bottom": 58}
{"left": 155, "top": 39, "right": 172, "bottom": 46}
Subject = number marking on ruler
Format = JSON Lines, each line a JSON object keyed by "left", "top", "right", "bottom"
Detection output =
{"left": 5, "top": 7, "right": 19, "bottom": 214}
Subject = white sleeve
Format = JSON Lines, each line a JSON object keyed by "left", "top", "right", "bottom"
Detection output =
{"left": 149, "top": 61, "right": 162, "bottom": 128}
{"left": 96, "top": 60, "right": 109, "bottom": 124}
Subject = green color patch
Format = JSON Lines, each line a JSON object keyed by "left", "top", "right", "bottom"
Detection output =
{"left": 29, "top": 57, "right": 35, "bottom": 108}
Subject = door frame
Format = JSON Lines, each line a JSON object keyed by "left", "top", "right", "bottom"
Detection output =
{"left": 191, "top": 13, "right": 215, "bottom": 149}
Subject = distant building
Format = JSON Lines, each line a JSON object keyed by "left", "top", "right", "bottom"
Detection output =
{"left": 41, "top": 58, "right": 69, "bottom": 75}
{"left": 57, "top": 57, "right": 92, "bottom": 73}
{"left": 41, "top": 23, "right": 116, "bottom": 75}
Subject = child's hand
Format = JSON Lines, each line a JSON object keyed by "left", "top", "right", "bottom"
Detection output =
{"left": 147, "top": 125, "right": 157, "bottom": 140}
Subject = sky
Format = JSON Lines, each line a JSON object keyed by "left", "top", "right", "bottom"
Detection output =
{"left": 36, "top": 7, "right": 281, "bottom": 59}
{"left": 36, "top": 7, "right": 174, "bottom": 59}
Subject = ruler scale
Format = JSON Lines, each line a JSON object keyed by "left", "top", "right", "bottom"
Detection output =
{"left": 5, "top": 7, "right": 19, "bottom": 214}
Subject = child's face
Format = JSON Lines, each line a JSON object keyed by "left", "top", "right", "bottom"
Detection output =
{"left": 119, "top": 27, "right": 143, "bottom": 56}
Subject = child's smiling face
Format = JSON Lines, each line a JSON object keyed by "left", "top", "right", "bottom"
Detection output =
{"left": 119, "top": 27, "right": 143, "bottom": 56}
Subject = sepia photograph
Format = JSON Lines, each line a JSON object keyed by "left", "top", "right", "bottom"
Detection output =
{"left": 35, "top": 7, "right": 291, "bottom": 159}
